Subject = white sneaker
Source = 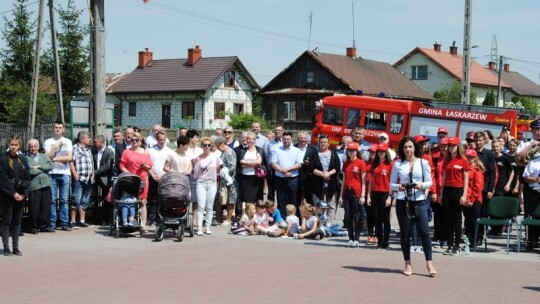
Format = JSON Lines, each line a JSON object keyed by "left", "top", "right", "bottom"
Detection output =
{"left": 410, "top": 246, "right": 415, "bottom": 252}
{"left": 196, "top": 230, "right": 204, "bottom": 236}
{"left": 353, "top": 241, "right": 360, "bottom": 248}
{"left": 414, "top": 246, "right": 424, "bottom": 253}
{"left": 347, "top": 240, "right": 355, "bottom": 248}
{"left": 204, "top": 227, "right": 212, "bottom": 235}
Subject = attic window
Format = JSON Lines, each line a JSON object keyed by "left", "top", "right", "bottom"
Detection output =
{"left": 411, "top": 65, "right": 428, "bottom": 80}
{"left": 306, "top": 71, "right": 314, "bottom": 83}
{"left": 225, "top": 71, "right": 236, "bottom": 87}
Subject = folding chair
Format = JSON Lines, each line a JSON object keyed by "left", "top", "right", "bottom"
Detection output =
{"left": 517, "top": 203, "right": 540, "bottom": 253}
{"left": 474, "top": 197, "right": 519, "bottom": 255}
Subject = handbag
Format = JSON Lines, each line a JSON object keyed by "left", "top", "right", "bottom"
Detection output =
{"left": 255, "top": 166, "right": 267, "bottom": 179}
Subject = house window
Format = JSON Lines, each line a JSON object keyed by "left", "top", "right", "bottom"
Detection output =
{"left": 283, "top": 102, "right": 290, "bottom": 121}
{"left": 182, "top": 102, "right": 194, "bottom": 118}
{"left": 306, "top": 71, "right": 314, "bottom": 83}
{"left": 224, "top": 71, "right": 236, "bottom": 87}
{"left": 233, "top": 103, "right": 244, "bottom": 114}
{"left": 214, "top": 102, "right": 225, "bottom": 119}
{"left": 411, "top": 65, "right": 428, "bottom": 80}
{"left": 128, "top": 102, "right": 136, "bottom": 117}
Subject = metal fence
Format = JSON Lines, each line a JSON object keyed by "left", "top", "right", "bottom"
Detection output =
{"left": 0, "top": 123, "right": 71, "bottom": 152}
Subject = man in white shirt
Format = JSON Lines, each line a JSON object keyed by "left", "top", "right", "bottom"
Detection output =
{"left": 147, "top": 131, "right": 173, "bottom": 225}
{"left": 252, "top": 122, "right": 268, "bottom": 150}
{"left": 44, "top": 122, "right": 73, "bottom": 231}
{"left": 271, "top": 131, "right": 302, "bottom": 216}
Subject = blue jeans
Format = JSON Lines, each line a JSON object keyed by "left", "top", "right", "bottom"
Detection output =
{"left": 50, "top": 174, "right": 71, "bottom": 228}
{"left": 196, "top": 180, "right": 217, "bottom": 229}
{"left": 396, "top": 199, "right": 433, "bottom": 261}
{"left": 121, "top": 205, "right": 136, "bottom": 222}
{"left": 71, "top": 179, "right": 94, "bottom": 210}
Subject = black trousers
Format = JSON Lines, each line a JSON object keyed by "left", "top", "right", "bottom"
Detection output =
{"left": 396, "top": 199, "right": 433, "bottom": 261}
{"left": 462, "top": 201, "right": 482, "bottom": 242}
{"left": 523, "top": 183, "right": 540, "bottom": 243}
{"left": 343, "top": 188, "right": 362, "bottom": 241}
{"left": 432, "top": 201, "right": 445, "bottom": 242}
{"left": 147, "top": 176, "right": 159, "bottom": 223}
{"left": 371, "top": 191, "right": 391, "bottom": 246}
{"left": 28, "top": 186, "right": 52, "bottom": 230}
{"left": 97, "top": 183, "right": 111, "bottom": 224}
{"left": 443, "top": 187, "right": 464, "bottom": 248}
{"left": 1, "top": 198, "right": 23, "bottom": 250}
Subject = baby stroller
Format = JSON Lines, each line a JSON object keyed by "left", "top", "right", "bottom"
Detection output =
{"left": 109, "top": 172, "right": 144, "bottom": 238}
{"left": 155, "top": 171, "right": 193, "bottom": 241}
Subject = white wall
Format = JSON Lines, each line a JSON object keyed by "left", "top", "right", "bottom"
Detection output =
{"left": 395, "top": 53, "right": 455, "bottom": 95}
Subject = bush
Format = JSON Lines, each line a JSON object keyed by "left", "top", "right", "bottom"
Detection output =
{"left": 228, "top": 113, "right": 270, "bottom": 130}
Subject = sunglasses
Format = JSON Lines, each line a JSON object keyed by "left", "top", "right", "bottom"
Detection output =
{"left": 130, "top": 138, "right": 140, "bottom": 143}
{"left": 202, "top": 144, "right": 212, "bottom": 147}
{"left": 224, "top": 131, "right": 233, "bottom": 134}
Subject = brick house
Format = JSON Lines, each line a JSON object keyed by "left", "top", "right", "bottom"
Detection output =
{"left": 113, "top": 46, "right": 260, "bottom": 130}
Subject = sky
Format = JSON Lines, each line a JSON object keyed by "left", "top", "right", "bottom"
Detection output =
{"left": 1, "top": 0, "right": 540, "bottom": 87}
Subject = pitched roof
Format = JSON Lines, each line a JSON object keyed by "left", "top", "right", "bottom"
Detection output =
{"left": 487, "top": 69, "right": 540, "bottom": 97}
{"left": 114, "top": 57, "right": 259, "bottom": 94}
{"left": 263, "top": 51, "right": 432, "bottom": 99}
{"left": 394, "top": 47, "right": 511, "bottom": 88}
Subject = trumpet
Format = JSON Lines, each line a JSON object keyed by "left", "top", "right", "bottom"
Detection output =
{"left": 524, "top": 144, "right": 540, "bottom": 164}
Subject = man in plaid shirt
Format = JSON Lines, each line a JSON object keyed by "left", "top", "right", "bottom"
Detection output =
{"left": 70, "top": 131, "right": 95, "bottom": 228}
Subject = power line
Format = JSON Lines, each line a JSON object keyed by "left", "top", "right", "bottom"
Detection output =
{"left": 505, "top": 56, "right": 540, "bottom": 66}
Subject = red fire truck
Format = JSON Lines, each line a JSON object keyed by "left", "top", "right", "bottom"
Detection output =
{"left": 311, "top": 95, "right": 523, "bottom": 148}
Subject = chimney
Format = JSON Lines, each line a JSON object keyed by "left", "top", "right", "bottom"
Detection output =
{"left": 504, "top": 63, "right": 510, "bottom": 72}
{"left": 346, "top": 47, "right": 356, "bottom": 58}
{"left": 433, "top": 43, "right": 441, "bottom": 52}
{"left": 138, "top": 48, "right": 153, "bottom": 68}
{"left": 449, "top": 45, "right": 458, "bottom": 56}
{"left": 187, "top": 45, "right": 202, "bottom": 65}
{"left": 488, "top": 61, "right": 496, "bottom": 71}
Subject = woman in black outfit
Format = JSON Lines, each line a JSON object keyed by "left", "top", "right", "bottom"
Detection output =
{"left": 0, "top": 135, "right": 31, "bottom": 256}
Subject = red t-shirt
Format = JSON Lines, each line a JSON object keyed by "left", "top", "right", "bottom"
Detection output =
{"left": 371, "top": 162, "right": 393, "bottom": 193}
{"left": 467, "top": 164, "right": 484, "bottom": 204}
{"left": 443, "top": 156, "right": 470, "bottom": 188}
{"left": 343, "top": 158, "right": 366, "bottom": 197}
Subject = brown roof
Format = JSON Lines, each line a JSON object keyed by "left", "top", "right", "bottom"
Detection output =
{"left": 308, "top": 51, "right": 432, "bottom": 99}
{"left": 394, "top": 47, "right": 511, "bottom": 88}
{"left": 114, "top": 57, "right": 259, "bottom": 94}
{"left": 487, "top": 69, "right": 540, "bottom": 97}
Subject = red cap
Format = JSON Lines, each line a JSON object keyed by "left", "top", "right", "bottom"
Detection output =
{"left": 368, "top": 144, "right": 379, "bottom": 152}
{"left": 414, "top": 135, "right": 429, "bottom": 143}
{"left": 448, "top": 137, "right": 461, "bottom": 145}
{"left": 465, "top": 149, "right": 477, "bottom": 157}
{"left": 377, "top": 143, "right": 389, "bottom": 151}
{"left": 440, "top": 138, "right": 449, "bottom": 145}
{"left": 346, "top": 142, "right": 359, "bottom": 151}
{"left": 438, "top": 127, "right": 449, "bottom": 134}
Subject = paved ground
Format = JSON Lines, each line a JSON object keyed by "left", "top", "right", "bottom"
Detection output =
{"left": 1, "top": 207, "right": 539, "bottom": 303}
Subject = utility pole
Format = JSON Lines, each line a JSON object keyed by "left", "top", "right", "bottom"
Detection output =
{"left": 90, "top": 0, "right": 106, "bottom": 137}
{"left": 28, "top": 0, "right": 46, "bottom": 138}
{"left": 461, "top": 0, "right": 472, "bottom": 104}
{"left": 496, "top": 55, "right": 503, "bottom": 107}
{"left": 49, "top": 0, "right": 64, "bottom": 124}
{"left": 308, "top": 11, "right": 312, "bottom": 50}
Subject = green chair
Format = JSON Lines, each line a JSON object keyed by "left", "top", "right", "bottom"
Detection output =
{"left": 474, "top": 197, "right": 519, "bottom": 255}
{"left": 517, "top": 203, "right": 540, "bottom": 253}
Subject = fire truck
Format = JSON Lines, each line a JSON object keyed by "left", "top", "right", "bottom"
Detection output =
{"left": 311, "top": 95, "right": 528, "bottom": 148}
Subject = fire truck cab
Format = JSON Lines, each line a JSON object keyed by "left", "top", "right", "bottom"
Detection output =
{"left": 312, "top": 95, "right": 520, "bottom": 148}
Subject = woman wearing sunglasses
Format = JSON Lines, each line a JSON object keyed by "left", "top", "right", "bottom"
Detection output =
{"left": 193, "top": 137, "right": 223, "bottom": 235}
{"left": 120, "top": 132, "right": 153, "bottom": 232}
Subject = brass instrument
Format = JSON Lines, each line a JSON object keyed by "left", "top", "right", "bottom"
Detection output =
{"left": 524, "top": 144, "right": 540, "bottom": 164}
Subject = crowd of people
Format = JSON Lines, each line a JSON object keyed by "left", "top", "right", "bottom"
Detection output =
{"left": 1, "top": 118, "right": 539, "bottom": 278}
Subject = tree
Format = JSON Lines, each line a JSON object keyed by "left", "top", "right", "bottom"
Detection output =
{"left": 0, "top": 78, "right": 56, "bottom": 124}
{"left": 0, "top": 0, "right": 35, "bottom": 83}
{"left": 42, "top": 0, "right": 89, "bottom": 116}
{"left": 433, "top": 80, "right": 477, "bottom": 104}
{"left": 483, "top": 90, "right": 496, "bottom": 106}
{"left": 510, "top": 96, "right": 539, "bottom": 117}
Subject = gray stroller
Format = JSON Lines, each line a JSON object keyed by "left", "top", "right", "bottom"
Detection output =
{"left": 154, "top": 172, "right": 193, "bottom": 241}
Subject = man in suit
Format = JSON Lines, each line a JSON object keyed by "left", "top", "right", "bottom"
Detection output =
{"left": 109, "top": 129, "right": 128, "bottom": 176}
{"left": 295, "top": 131, "right": 320, "bottom": 205}
{"left": 93, "top": 134, "right": 115, "bottom": 225}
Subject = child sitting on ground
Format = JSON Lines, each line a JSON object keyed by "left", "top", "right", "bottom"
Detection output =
{"left": 254, "top": 200, "right": 272, "bottom": 234}
{"left": 296, "top": 203, "right": 325, "bottom": 240}
{"left": 283, "top": 204, "right": 300, "bottom": 238}
{"left": 237, "top": 203, "right": 256, "bottom": 235}
{"left": 265, "top": 200, "right": 287, "bottom": 237}
{"left": 119, "top": 191, "right": 138, "bottom": 226}
{"left": 315, "top": 200, "right": 347, "bottom": 237}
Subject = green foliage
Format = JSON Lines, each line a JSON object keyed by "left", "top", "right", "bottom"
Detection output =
{"left": 511, "top": 96, "right": 539, "bottom": 116}
{"left": 483, "top": 90, "right": 496, "bottom": 106}
{"left": 0, "top": 77, "right": 56, "bottom": 124}
{"left": 176, "top": 115, "right": 194, "bottom": 129}
{"left": 251, "top": 95, "right": 263, "bottom": 116}
{"left": 228, "top": 112, "right": 269, "bottom": 130}
{"left": 0, "top": 0, "right": 35, "bottom": 83}
{"left": 433, "top": 80, "right": 477, "bottom": 104}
